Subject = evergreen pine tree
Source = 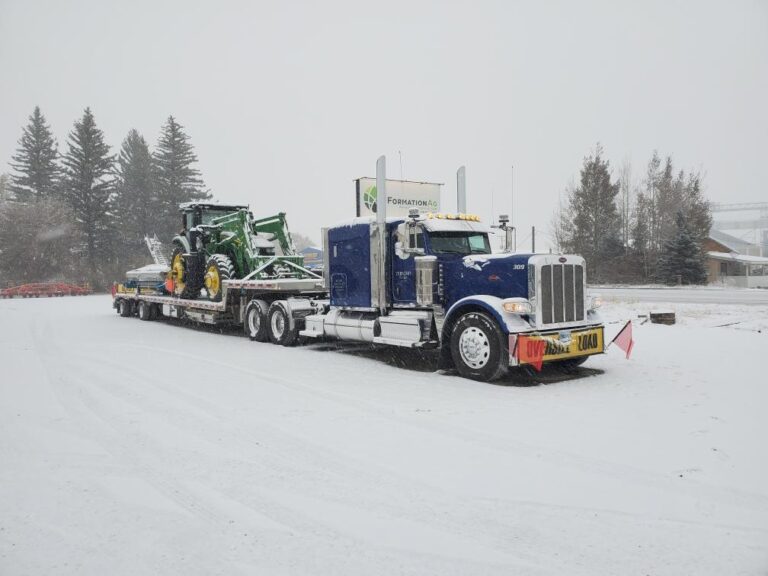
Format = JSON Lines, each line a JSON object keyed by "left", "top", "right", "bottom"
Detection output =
{"left": 563, "top": 145, "right": 622, "bottom": 281}
{"left": 61, "top": 108, "right": 114, "bottom": 286}
{"left": 10, "top": 106, "right": 60, "bottom": 202}
{"left": 154, "top": 116, "right": 209, "bottom": 241}
{"left": 0, "top": 173, "right": 10, "bottom": 203}
{"left": 658, "top": 212, "right": 707, "bottom": 284}
{"left": 114, "top": 129, "right": 158, "bottom": 266}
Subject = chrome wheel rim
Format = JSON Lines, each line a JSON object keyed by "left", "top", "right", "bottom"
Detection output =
{"left": 458, "top": 326, "right": 490, "bottom": 369}
{"left": 271, "top": 312, "right": 285, "bottom": 339}
{"left": 248, "top": 307, "right": 260, "bottom": 336}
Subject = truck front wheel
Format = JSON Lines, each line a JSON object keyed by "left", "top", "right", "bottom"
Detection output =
{"left": 450, "top": 312, "right": 508, "bottom": 382}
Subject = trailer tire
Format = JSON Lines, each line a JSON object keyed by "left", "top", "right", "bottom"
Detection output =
{"left": 138, "top": 300, "right": 153, "bottom": 321}
{"left": 267, "top": 302, "right": 298, "bottom": 346}
{"left": 450, "top": 311, "right": 508, "bottom": 382}
{"left": 245, "top": 299, "right": 269, "bottom": 342}
{"left": 118, "top": 299, "right": 133, "bottom": 318}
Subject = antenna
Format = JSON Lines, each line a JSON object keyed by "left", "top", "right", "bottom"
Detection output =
{"left": 398, "top": 150, "right": 404, "bottom": 181}
{"left": 511, "top": 165, "right": 514, "bottom": 228}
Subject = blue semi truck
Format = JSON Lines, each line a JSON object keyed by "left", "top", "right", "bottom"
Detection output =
{"left": 114, "top": 156, "right": 605, "bottom": 382}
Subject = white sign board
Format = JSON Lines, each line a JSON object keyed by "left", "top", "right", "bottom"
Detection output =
{"left": 356, "top": 178, "right": 441, "bottom": 217}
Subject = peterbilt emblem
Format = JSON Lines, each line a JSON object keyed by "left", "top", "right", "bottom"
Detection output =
{"left": 558, "top": 257, "right": 567, "bottom": 263}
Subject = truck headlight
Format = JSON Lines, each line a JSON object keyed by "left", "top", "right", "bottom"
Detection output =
{"left": 502, "top": 299, "right": 532, "bottom": 314}
{"left": 588, "top": 295, "right": 602, "bottom": 310}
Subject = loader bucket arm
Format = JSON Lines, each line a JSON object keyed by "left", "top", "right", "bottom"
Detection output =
{"left": 251, "top": 212, "right": 297, "bottom": 256}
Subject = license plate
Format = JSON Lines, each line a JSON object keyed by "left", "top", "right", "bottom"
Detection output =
{"left": 516, "top": 326, "right": 604, "bottom": 364}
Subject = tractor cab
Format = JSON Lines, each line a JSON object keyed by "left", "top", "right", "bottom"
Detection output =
{"left": 179, "top": 202, "right": 248, "bottom": 236}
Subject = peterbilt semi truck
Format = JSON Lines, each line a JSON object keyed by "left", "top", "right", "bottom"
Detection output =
{"left": 113, "top": 156, "right": 604, "bottom": 382}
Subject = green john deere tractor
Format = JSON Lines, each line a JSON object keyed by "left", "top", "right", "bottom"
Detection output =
{"left": 168, "top": 203, "right": 312, "bottom": 301}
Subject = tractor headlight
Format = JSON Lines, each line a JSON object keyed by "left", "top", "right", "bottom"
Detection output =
{"left": 502, "top": 298, "right": 532, "bottom": 314}
{"left": 588, "top": 295, "right": 603, "bottom": 310}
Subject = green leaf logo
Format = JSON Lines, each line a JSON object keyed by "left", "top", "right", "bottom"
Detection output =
{"left": 363, "top": 185, "right": 378, "bottom": 213}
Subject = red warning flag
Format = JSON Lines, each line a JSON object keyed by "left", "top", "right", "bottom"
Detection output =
{"left": 612, "top": 320, "right": 634, "bottom": 359}
{"left": 518, "top": 335, "right": 546, "bottom": 372}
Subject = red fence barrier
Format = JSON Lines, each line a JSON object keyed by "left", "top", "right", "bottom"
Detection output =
{"left": 0, "top": 282, "right": 93, "bottom": 298}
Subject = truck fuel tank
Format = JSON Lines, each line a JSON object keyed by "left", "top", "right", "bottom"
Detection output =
{"left": 414, "top": 255, "right": 438, "bottom": 306}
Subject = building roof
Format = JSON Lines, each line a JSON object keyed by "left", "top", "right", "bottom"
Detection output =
{"left": 707, "top": 251, "right": 768, "bottom": 264}
{"left": 709, "top": 229, "right": 756, "bottom": 253}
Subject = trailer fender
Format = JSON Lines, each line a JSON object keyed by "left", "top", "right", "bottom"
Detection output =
{"left": 278, "top": 298, "right": 316, "bottom": 330}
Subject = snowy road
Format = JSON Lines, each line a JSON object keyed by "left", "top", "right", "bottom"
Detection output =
{"left": 1, "top": 295, "right": 767, "bottom": 575}
{"left": 596, "top": 286, "right": 768, "bottom": 305}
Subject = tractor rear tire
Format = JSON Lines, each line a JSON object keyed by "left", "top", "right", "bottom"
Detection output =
{"left": 204, "top": 255, "right": 235, "bottom": 302}
{"left": 245, "top": 299, "right": 269, "bottom": 342}
{"left": 267, "top": 302, "right": 298, "bottom": 347}
{"left": 170, "top": 246, "right": 203, "bottom": 300}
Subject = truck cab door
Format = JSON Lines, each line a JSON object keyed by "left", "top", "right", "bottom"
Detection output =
{"left": 390, "top": 225, "right": 422, "bottom": 305}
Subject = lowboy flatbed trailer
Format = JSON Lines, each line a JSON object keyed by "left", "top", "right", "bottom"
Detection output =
{"left": 113, "top": 277, "right": 327, "bottom": 331}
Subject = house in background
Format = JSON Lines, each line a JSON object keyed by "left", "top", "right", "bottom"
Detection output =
{"left": 299, "top": 246, "right": 324, "bottom": 270}
{"left": 705, "top": 230, "right": 768, "bottom": 288}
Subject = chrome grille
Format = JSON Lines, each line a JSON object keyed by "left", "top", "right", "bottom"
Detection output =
{"left": 540, "top": 263, "right": 585, "bottom": 325}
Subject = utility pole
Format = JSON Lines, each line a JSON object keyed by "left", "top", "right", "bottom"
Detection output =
{"left": 532, "top": 225, "right": 536, "bottom": 253}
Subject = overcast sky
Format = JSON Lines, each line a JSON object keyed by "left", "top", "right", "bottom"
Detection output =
{"left": 1, "top": 0, "right": 766, "bottom": 247}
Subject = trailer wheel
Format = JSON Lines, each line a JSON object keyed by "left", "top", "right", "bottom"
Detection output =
{"left": 138, "top": 300, "right": 153, "bottom": 321}
{"left": 245, "top": 299, "right": 269, "bottom": 342}
{"left": 268, "top": 302, "right": 298, "bottom": 346}
{"left": 118, "top": 299, "right": 133, "bottom": 317}
{"left": 450, "top": 312, "right": 508, "bottom": 382}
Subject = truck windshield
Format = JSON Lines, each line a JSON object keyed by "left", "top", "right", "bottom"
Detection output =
{"left": 429, "top": 232, "right": 491, "bottom": 255}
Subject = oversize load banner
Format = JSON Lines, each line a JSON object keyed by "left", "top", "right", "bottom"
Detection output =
{"left": 511, "top": 326, "right": 604, "bottom": 371}
{"left": 356, "top": 178, "right": 441, "bottom": 217}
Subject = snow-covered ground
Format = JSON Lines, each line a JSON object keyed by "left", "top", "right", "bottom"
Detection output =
{"left": 1, "top": 294, "right": 767, "bottom": 575}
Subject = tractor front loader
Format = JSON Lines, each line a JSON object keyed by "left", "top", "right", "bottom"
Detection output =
{"left": 168, "top": 203, "right": 314, "bottom": 301}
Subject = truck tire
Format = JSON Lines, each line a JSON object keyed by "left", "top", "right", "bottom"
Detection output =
{"left": 267, "top": 302, "right": 298, "bottom": 346}
{"left": 204, "top": 255, "right": 235, "bottom": 302}
{"left": 138, "top": 300, "right": 152, "bottom": 321}
{"left": 245, "top": 299, "right": 269, "bottom": 342}
{"left": 118, "top": 299, "right": 133, "bottom": 318}
{"left": 450, "top": 312, "right": 508, "bottom": 382}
